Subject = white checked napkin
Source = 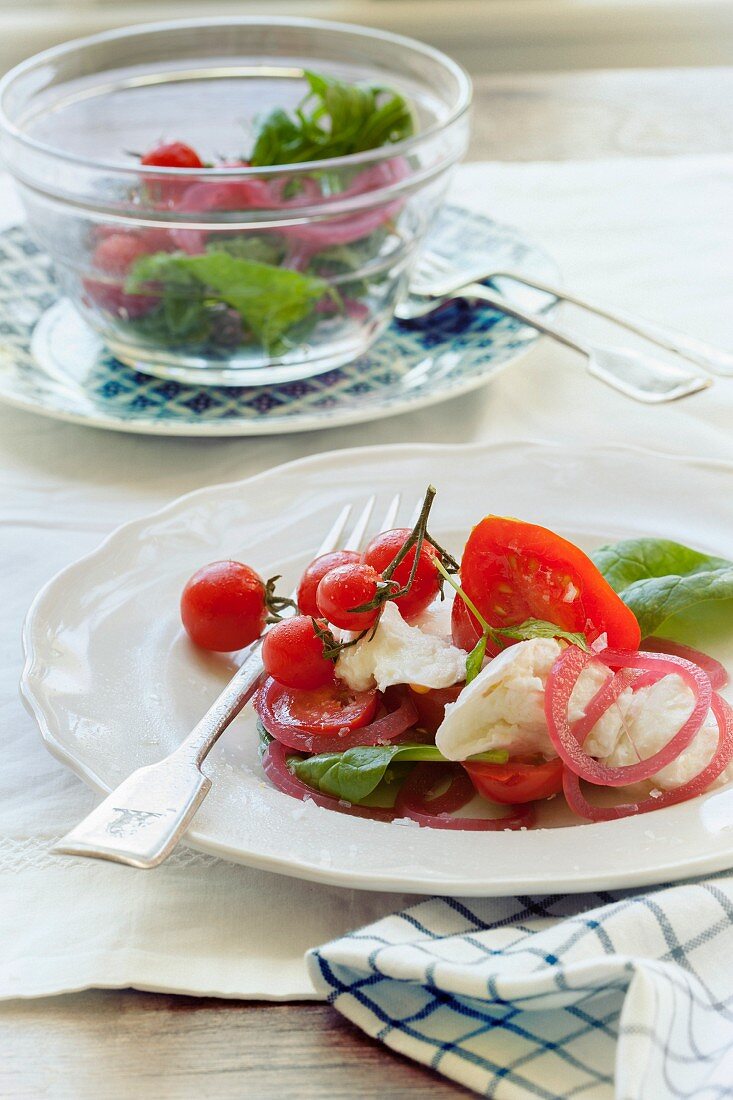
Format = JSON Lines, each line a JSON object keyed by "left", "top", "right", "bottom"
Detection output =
{"left": 310, "top": 876, "right": 733, "bottom": 1098}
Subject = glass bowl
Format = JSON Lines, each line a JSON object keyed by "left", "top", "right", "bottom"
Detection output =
{"left": 0, "top": 18, "right": 471, "bottom": 385}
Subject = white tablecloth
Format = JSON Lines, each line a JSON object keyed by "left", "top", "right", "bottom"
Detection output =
{"left": 1, "top": 155, "right": 732, "bottom": 1000}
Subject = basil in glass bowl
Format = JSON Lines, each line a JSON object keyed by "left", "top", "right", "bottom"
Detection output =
{"left": 0, "top": 18, "right": 471, "bottom": 385}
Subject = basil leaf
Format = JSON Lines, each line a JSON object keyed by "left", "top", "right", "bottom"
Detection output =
{"left": 257, "top": 719, "right": 273, "bottom": 760}
{"left": 288, "top": 743, "right": 508, "bottom": 805}
{"left": 498, "top": 619, "right": 589, "bottom": 651}
{"left": 250, "top": 71, "right": 414, "bottom": 167}
{"left": 127, "top": 251, "right": 333, "bottom": 352}
{"left": 591, "top": 538, "right": 733, "bottom": 637}
{"left": 466, "top": 634, "right": 487, "bottom": 684}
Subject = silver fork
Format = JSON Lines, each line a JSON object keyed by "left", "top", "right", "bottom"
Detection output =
{"left": 53, "top": 493, "right": 401, "bottom": 869}
{"left": 397, "top": 251, "right": 711, "bottom": 403}
{"left": 417, "top": 261, "right": 733, "bottom": 377}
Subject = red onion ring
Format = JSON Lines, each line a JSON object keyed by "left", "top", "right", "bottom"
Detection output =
{"left": 545, "top": 646, "right": 712, "bottom": 786}
{"left": 394, "top": 763, "right": 536, "bottom": 831}
{"left": 262, "top": 740, "right": 396, "bottom": 822}
{"left": 641, "top": 636, "right": 728, "bottom": 691}
{"left": 255, "top": 681, "right": 418, "bottom": 754}
{"left": 569, "top": 666, "right": 641, "bottom": 745}
{"left": 563, "top": 692, "right": 733, "bottom": 821}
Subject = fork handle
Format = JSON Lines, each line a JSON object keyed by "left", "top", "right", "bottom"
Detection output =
{"left": 491, "top": 270, "right": 730, "bottom": 376}
{"left": 52, "top": 647, "right": 265, "bottom": 867}
{"left": 180, "top": 645, "right": 265, "bottom": 766}
{"left": 463, "top": 283, "right": 592, "bottom": 357}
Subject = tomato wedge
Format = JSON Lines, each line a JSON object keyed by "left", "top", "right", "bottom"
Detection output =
{"left": 463, "top": 757, "right": 563, "bottom": 804}
{"left": 459, "top": 516, "right": 641, "bottom": 650}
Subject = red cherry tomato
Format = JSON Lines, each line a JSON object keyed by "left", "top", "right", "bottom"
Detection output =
{"left": 464, "top": 757, "right": 563, "bottom": 804}
{"left": 409, "top": 683, "right": 464, "bottom": 735}
{"left": 141, "top": 142, "right": 204, "bottom": 169}
{"left": 262, "top": 616, "right": 336, "bottom": 691}
{"left": 459, "top": 516, "right": 641, "bottom": 651}
{"left": 181, "top": 560, "right": 267, "bottom": 652}
{"left": 362, "top": 529, "right": 440, "bottom": 621}
{"left": 316, "top": 563, "right": 381, "bottom": 631}
{"left": 297, "top": 550, "right": 362, "bottom": 617}
{"left": 84, "top": 234, "right": 156, "bottom": 318}
{"left": 91, "top": 234, "right": 150, "bottom": 275}
{"left": 259, "top": 679, "right": 379, "bottom": 736}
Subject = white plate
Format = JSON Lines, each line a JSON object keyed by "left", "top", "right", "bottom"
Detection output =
{"left": 21, "top": 440, "right": 733, "bottom": 895}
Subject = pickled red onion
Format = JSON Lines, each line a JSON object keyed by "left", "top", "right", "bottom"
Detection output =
{"left": 562, "top": 692, "right": 733, "bottom": 821}
{"left": 262, "top": 740, "right": 395, "bottom": 822}
{"left": 545, "top": 646, "right": 712, "bottom": 786}
{"left": 394, "top": 763, "right": 536, "bottom": 831}
{"left": 641, "top": 636, "right": 728, "bottom": 691}
{"left": 255, "top": 680, "right": 418, "bottom": 754}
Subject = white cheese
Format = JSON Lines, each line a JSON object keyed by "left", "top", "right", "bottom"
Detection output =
{"left": 435, "top": 637, "right": 562, "bottom": 760}
{"left": 335, "top": 601, "right": 467, "bottom": 693}
{"left": 411, "top": 592, "right": 456, "bottom": 642}
{"left": 599, "top": 674, "right": 726, "bottom": 790}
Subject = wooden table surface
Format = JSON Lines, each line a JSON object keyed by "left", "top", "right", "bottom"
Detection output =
{"left": 3, "top": 66, "right": 732, "bottom": 1100}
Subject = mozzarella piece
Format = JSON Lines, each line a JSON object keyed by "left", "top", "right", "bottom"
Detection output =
{"left": 435, "top": 638, "right": 729, "bottom": 793}
{"left": 335, "top": 601, "right": 466, "bottom": 693}
{"left": 598, "top": 674, "right": 726, "bottom": 790}
{"left": 436, "top": 637, "right": 562, "bottom": 760}
{"left": 411, "top": 592, "right": 456, "bottom": 642}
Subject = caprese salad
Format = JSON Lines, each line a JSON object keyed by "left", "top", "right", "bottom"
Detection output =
{"left": 180, "top": 487, "right": 733, "bottom": 829}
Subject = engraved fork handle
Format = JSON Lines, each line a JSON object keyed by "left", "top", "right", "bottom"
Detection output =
{"left": 53, "top": 648, "right": 265, "bottom": 868}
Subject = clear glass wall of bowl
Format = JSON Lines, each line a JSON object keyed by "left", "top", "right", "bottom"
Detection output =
{"left": 0, "top": 19, "right": 471, "bottom": 384}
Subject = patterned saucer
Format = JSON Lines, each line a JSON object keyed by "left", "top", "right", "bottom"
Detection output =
{"left": 0, "top": 206, "right": 556, "bottom": 436}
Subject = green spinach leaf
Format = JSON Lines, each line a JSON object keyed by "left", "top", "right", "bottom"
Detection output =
{"left": 289, "top": 743, "right": 508, "bottom": 805}
{"left": 591, "top": 538, "right": 733, "bottom": 637}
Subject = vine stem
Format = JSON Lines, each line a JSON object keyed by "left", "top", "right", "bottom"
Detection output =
{"left": 433, "top": 557, "right": 500, "bottom": 647}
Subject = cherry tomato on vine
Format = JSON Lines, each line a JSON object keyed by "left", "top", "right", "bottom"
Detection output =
{"left": 316, "top": 563, "right": 382, "bottom": 631}
{"left": 141, "top": 142, "right": 204, "bottom": 169}
{"left": 261, "top": 616, "right": 336, "bottom": 690}
{"left": 362, "top": 529, "right": 440, "bottom": 621}
{"left": 463, "top": 757, "right": 563, "bottom": 804}
{"left": 296, "top": 550, "right": 362, "bottom": 617}
{"left": 181, "top": 560, "right": 268, "bottom": 652}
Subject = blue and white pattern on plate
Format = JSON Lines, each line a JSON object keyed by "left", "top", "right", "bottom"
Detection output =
{"left": 0, "top": 207, "right": 556, "bottom": 436}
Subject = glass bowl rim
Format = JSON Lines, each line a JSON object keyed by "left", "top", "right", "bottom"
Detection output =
{"left": 0, "top": 15, "right": 472, "bottom": 179}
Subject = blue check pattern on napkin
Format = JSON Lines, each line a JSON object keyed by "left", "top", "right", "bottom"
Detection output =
{"left": 308, "top": 875, "right": 733, "bottom": 1098}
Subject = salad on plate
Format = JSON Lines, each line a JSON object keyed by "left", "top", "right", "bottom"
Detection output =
{"left": 179, "top": 487, "right": 733, "bottom": 830}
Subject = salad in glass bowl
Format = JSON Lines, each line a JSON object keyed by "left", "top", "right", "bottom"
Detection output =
{"left": 179, "top": 487, "right": 733, "bottom": 830}
{"left": 0, "top": 19, "right": 471, "bottom": 385}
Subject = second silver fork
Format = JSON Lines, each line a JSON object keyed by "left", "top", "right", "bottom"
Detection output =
{"left": 53, "top": 493, "right": 402, "bottom": 869}
{"left": 398, "top": 251, "right": 711, "bottom": 403}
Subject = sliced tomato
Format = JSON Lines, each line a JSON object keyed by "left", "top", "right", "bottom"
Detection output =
{"left": 264, "top": 679, "right": 379, "bottom": 736}
{"left": 409, "top": 683, "right": 464, "bottom": 735}
{"left": 464, "top": 757, "right": 563, "bottom": 804}
{"left": 459, "top": 516, "right": 641, "bottom": 650}
{"left": 450, "top": 596, "right": 502, "bottom": 658}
